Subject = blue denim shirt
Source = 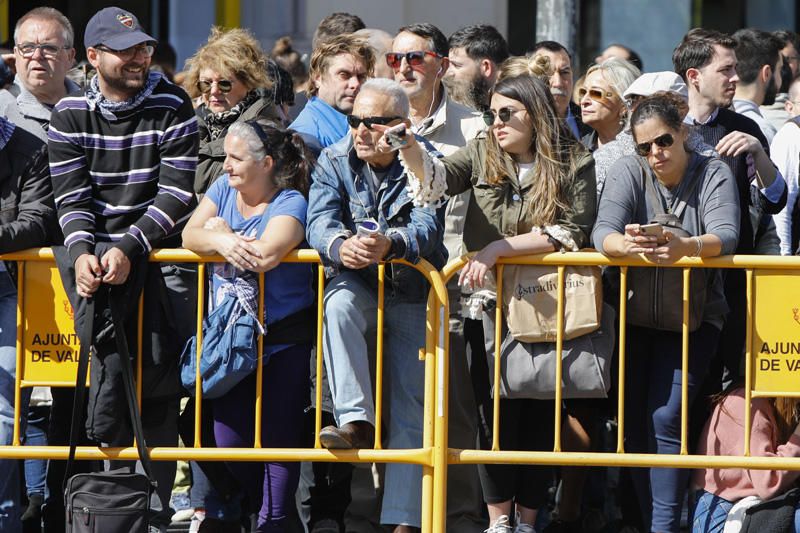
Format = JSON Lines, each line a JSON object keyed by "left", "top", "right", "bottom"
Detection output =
{"left": 307, "top": 135, "right": 446, "bottom": 301}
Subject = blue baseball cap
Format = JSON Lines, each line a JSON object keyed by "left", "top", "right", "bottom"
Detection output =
{"left": 84, "top": 7, "right": 156, "bottom": 50}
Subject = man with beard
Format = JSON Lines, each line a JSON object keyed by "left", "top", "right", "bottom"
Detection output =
{"left": 530, "top": 41, "right": 592, "bottom": 139}
{"left": 48, "top": 7, "right": 198, "bottom": 532}
{"left": 731, "top": 28, "right": 784, "bottom": 144}
{"left": 444, "top": 24, "right": 508, "bottom": 111}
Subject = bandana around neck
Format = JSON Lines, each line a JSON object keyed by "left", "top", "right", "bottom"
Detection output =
{"left": 86, "top": 71, "right": 163, "bottom": 118}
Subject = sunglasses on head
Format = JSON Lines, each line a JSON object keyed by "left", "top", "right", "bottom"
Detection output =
{"left": 385, "top": 50, "right": 440, "bottom": 70}
{"left": 578, "top": 87, "right": 615, "bottom": 102}
{"left": 635, "top": 133, "right": 675, "bottom": 156}
{"left": 482, "top": 107, "right": 523, "bottom": 127}
{"left": 346, "top": 115, "right": 403, "bottom": 130}
{"left": 197, "top": 79, "right": 234, "bottom": 94}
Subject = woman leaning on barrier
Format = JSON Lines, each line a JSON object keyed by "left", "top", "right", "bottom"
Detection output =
{"left": 591, "top": 92, "right": 740, "bottom": 533}
{"left": 183, "top": 26, "right": 282, "bottom": 196}
{"left": 388, "top": 67, "right": 596, "bottom": 533}
{"left": 692, "top": 389, "right": 800, "bottom": 533}
{"left": 181, "top": 120, "right": 314, "bottom": 531}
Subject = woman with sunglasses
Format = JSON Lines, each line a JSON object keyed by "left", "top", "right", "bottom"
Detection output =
{"left": 391, "top": 71, "right": 596, "bottom": 533}
{"left": 579, "top": 57, "right": 640, "bottom": 151}
{"left": 182, "top": 120, "right": 314, "bottom": 532}
{"left": 592, "top": 92, "right": 740, "bottom": 533}
{"left": 184, "top": 26, "right": 282, "bottom": 195}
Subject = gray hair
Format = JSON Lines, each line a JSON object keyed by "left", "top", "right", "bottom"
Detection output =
{"left": 227, "top": 122, "right": 267, "bottom": 160}
{"left": 358, "top": 78, "right": 410, "bottom": 117}
{"left": 14, "top": 7, "right": 74, "bottom": 49}
{"left": 586, "top": 57, "right": 641, "bottom": 99}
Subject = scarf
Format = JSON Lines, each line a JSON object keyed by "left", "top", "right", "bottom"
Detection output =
{"left": 0, "top": 116, "right": 15, "bottom": 150}
{"left": 203, "top": 90, "right": 260, "bottom": 141}
{"left": 85, "top": 71, "right": 163, "bottom": 119}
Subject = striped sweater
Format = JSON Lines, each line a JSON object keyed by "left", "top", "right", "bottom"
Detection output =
{"left": 48, "top": 78, "right": 198, "bottom": 263}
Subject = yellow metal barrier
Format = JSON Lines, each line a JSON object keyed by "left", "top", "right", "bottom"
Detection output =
{"left": 434, "top": 251, "right": 800, "bottom": 533}
{"left": 0, "top": 247, "right": 448, "bottom": 533}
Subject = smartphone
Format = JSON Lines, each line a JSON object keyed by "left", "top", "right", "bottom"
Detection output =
{"left": 356, "top": 218, "right": 381, "bottom": 238}
{"left": 639, "top": 223, "right": 664, "bottom": 240}
{"left": 384, "top": 123, "right": 408, "bottom": 151}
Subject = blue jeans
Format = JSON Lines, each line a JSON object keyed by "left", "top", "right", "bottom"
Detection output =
{"left": 624, "top": 323, "right": 720, "bottom": 533}
{"left": 0, "top": 270, "right": 21, "bottom": 532}
{"left": 693, "top": 490, "right": 800, "bottom": 532}
{"left": 23, "top": 404, "right": 48, "bottom": 497}
{"left": 322, "top": 271, "right": 426, "bottom": 528}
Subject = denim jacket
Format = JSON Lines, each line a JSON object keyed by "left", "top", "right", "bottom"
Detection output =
{"left": 307, "top": 135, "right": 446, "bottom": 302}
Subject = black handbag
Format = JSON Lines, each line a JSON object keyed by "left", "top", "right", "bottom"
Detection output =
{"left": 64, "top": 293, "right": 155, "bottom": 532}
{"left": 627, "top": 157, "right": 709, "bottom": 332}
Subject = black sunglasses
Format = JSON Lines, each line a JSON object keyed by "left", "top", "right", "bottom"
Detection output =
{"left": 197, "top": 79, "right": 234, "bottom": 94}
{"left": 635, "top": 133, "right": 675, "bottom": 156}
{"left": 385, "top": 50, "right": 440, "bottom": 70}
{"left": 482, "top": 107, "right": 523, "bottom": 127}
{"left": 346, "top": 115, "right": 403, "bottom": 130}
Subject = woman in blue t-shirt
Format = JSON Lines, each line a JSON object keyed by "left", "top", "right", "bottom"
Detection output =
{"left": 182, "top": 120, "right": 313, "bottom": 531}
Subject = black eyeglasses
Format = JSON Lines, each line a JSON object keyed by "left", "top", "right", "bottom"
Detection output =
{"left": 635, "top": 133, "right": 674, "bottom": 156}
{"left": 197, "top": 79, "right": 234, "bottom": 94}
{"left": 15, "top": 43, "right": 70, "bottom": 58}
{"left": 346, "top": 115, "right": 403, "bottom": 130}
{"left": 95, "top": 43, "right": 154, "bottom": 61}
{"left": 385, "top": 50, "right": 440, "bottom": 70}
{"left": 578, "top": 87, "right": 615, "bottom": 103}
{"left": 482, "top": 107, "right": 524, "bottom": 127}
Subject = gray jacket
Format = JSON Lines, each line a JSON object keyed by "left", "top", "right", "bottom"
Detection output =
{"left": 0, "top": 75, "right": 81, "bottom": 141}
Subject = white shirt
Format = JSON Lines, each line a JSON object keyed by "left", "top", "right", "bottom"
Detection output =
{"left": 770, "top": 119, "right": 800, "bottom": 254}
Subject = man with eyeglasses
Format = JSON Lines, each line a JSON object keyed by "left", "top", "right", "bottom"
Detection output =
{"left": 47, "top": 7, "right": 198, "bottom": 533}
{"left": 289, "top": 34, "right": 374, "bottom": 156}
{"left": 0, "top": 7, "right": 79, "bottom": 140}
{"left": 307, "top": 78, "right": 445, "bottom": 533}
{"left": 389, "top": 22, "right": 486, "bottom": 533}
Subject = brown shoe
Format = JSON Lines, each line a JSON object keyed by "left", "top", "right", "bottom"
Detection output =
{"left": 319, "top": 421, "right": 375, "bottom": 449}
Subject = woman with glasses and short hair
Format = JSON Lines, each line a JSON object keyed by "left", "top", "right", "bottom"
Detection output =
{"left": 183, "top": 26, "right": 282, "bottom": 196}
{"left": 592, "top": 92, "right": 740, "bottom": 533}
{"left": 579, "top": 57, "right": 640, "bottom": 151}
{"left": 392, "top": 59, "right": 596, "bottom": 533}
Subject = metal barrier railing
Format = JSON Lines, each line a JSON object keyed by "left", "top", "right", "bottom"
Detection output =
{"left": 5, "top": 248, "right": 800, "bottom": 532}
{"left": 0, "top": 247, "right": 448, "bottom": 533}
{"left": 434, "top": 251, "right": 800, "bottom": 532}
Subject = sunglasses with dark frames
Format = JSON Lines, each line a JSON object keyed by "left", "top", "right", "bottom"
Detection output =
{"left": 578, "top": 87, "right": 615, "bottom": 102}
{"left": 385, "top": 50, "right": 440, "bottom": 70}
{"left": 346, "top": 115, "right": 403, "bottom": 130}
{"left": 482, "top": 107, "right": 524, "bottom": 127}
{"left": 197, "top": 79, "right": 234, "bottom": 94}
{"left": 635, "top": 133, "right": 675, "bottom": 156}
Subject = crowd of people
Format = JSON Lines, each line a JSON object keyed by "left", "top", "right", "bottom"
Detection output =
{"left": 0, "top": 4, "right": 800, "bottom": 533}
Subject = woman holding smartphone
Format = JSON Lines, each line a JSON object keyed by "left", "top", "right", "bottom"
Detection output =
{"left": 389, "top": 66, "right": 596, "bottom": 533}
{"left": 591, "top": 92, "right": 740, "bottom": 533}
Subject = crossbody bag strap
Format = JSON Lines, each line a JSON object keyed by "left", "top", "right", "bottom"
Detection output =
{"left": 637, "top": 156, "right": 667, "bottom": 217}
{"left": 108, "top": 293, "right": 155, "bottom": 484}
{"left": 63, "top": 297, "right": 94, "bottom": 490}
{"left": 672, "top": 158, "right": 710, "bottom": 221}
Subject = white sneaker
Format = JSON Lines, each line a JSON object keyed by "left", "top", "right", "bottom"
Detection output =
{"left": 513, "top": 523, "right": 536, "bottom": 533}
{"left": 188, "top": 510, "right": 206, "bottom": 533}
{"left": 485, "top": 515, "right": 513, "bottom": 533}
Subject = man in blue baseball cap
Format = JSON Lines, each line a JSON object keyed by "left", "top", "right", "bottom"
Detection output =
{"left": 84, "top": 6, "right": 157, "bottom": 101}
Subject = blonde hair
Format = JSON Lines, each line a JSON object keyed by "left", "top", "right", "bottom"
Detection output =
{"left": 306, "top": 34, "right": 375, "bottom": 98}
{"left": 484, "top": 74, "right": 586, "bottom": 227}
{"left": 584, "top": 57, "right": 641, "bottom": 100}
{"left": 183, "top": 27, "right": 272, "bottom": 99}
{"left": 497, "top": 53, "right": 553, "bottom": 83}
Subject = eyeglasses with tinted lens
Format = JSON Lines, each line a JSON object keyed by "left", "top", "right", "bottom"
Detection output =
{"left": 346, "top": 115, "right": 403, "bottom": 130}
{"left": 16, "top": 43, "right": 69, "bottom": 58}
{"left": 482, "top": 107, "right": 523, "bottom": 127}
{"left": 385, "top": 50, "right": 440, "bottom": 70}
{"left": 95, "top": 43, "right": 155, "bottom": 61}
{"left": 197, "top": 79, "right": 234, "bottom": 94}
{"left": 635, "top": 133, "right": 675, "bottom": 156}
{"left": 578, "top": 87, "right": 615, "bottom": 102}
